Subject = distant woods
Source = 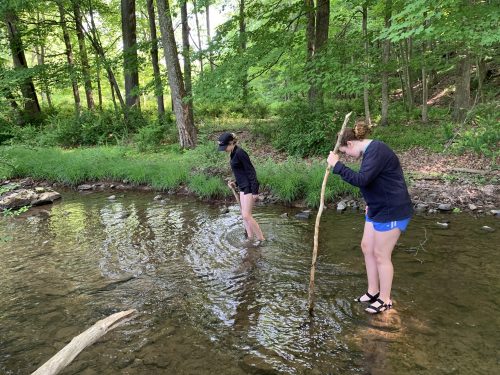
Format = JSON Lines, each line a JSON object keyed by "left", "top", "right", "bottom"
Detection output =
{"left": 0, "top": 0, "right": 498, "bottom": 148}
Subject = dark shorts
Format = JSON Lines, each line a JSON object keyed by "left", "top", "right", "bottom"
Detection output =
{"left": 366, "top": 215, "right": 411, "bottom": 232}
{"left": 240, "top": 186, "right": 252, "bottom": 195}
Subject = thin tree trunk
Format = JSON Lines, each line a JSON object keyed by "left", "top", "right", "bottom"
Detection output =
{"left": 239, "top": 0, "right": 248, "bottom": 102}
{"left": 305, "top": 0, "right": 315, "bottom": 60}
{"left": 181, "top": 0, "right": 194, "bottom": 120}
{"left": 400, "top": 39, "right": 413, "bottom": 111}
{"left": 192, "top": 0, "right": 204, "bottom": 74}
{"left": 4, "top": 11, "right": 41, "bottom": 122}
{"left": 96, "top": 53, "right": 103, "bottom": 109}
{"left": 35, "top": 12, "right": 53, "bottom": 108}
{"left": 421, "top": 16, "right": 429, "bottom": 123}
{"left": 453, "top": 52, "right": 471, "bottom": 123}
{"left": 73, "top": 1, "right": 95, "bottom": 110}
{"left": 156, "top": 0, "right": 197, "bottom": 148}
{"left": 312, "top": 0, "right": 329, "bottom": 106}
{"left": 87, "top": 0, "right": 125, "bottom": 108}
{"left": 362, "top": 2, "right": 371, "bottom": 126}
{"left": 121, "top": 0, "right": 140, "bottom": 109}
{"left": 57, "top": 3, "right": 81, "bottom": 114}
{"left": 380, "top": 0, "right": 391, "bottom": 126}
{"left": 146, "top": 0, "right": 165, "bottom": 116}
{"left": 206, "top": 3, "right": 214, "bottom": 71}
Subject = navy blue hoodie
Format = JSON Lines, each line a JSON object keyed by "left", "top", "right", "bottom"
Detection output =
{"left": 230, "top": 146, "right": 259, "bottom": 194}
{"left": 332, "top": 140, "right": 413, "bottom": 222}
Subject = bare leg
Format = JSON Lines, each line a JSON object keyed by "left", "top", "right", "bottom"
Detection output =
{"left": 361, "top": 221, "right": 379, "bottom": 295}
{"left": 240, "top": 193, "right": 265, "bottom": 241}
{"left": 373, "top": 228, "right": 401, "bottom": 304}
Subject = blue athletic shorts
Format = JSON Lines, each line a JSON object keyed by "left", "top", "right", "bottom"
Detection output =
{"left": 366, "top": 215, "right": 411, "bottom": 232}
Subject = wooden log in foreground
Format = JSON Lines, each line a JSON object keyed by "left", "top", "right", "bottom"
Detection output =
{"left": 32, "top": 309, "right": 137, "bottom": 375}
{"left": 308, "top": 112, "right": 352, "bottom": 315}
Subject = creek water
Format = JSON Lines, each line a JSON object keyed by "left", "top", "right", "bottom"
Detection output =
{"left": 0, "top": 190, "right": 498, "bottom": 375}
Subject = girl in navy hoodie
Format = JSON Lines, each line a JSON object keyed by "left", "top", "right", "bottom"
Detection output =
{"left": 327, "top": 122, "right": 413, "bottom": 314}
{"left": 218, "top": 132, "right": 265, "bottom": 242}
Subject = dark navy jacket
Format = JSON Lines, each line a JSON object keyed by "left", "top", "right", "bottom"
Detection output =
{"left": 332, "top": 140, "right": 413, "bottom": 222}
{"left": 230, "top": 146, "right": 259, "bottom": 194}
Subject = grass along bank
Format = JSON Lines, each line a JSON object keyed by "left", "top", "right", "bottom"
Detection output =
{"left": 0, "top": 145, "right": 359, "bottom": 207}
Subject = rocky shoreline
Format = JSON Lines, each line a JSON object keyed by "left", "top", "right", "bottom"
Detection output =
{"left": 1, "top": 176, "right": 498, "bottom": 217}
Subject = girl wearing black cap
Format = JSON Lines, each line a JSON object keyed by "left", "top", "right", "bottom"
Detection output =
{"left": 218, "top": 132, "right": 265, "bottom": 242}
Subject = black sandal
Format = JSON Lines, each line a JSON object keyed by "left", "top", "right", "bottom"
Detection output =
{"left": 354, "top": 291, "right": 380, "bottom": 303}
{"left": 365, "top": 298, "right": 392, "bottom": 314}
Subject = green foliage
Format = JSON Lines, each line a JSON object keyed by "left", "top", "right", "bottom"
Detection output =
{"left": 2, "top": 205, "right": 29, "bottom": 217}
{"left": 450, "top": 104, "right": 500, "bottom": 158}
{"left": 272, "top": 102, "right": 341, "bottom": 157}
{"left": 133, "top": 115, "right": 176, "bottom": 152}
{"left": 187, "top": 174, "right": 227, "bottom": 198}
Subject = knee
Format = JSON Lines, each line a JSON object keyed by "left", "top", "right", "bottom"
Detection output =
{"left": 361, "top": 240, "right": 373, "bottom": 256}
{"left": 241, "top": 212, "right": 252, "bottom": 222}
{"left": 374, "top": 249, "right": 390, "bottom": 265}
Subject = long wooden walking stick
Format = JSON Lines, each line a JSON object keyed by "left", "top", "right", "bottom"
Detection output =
{"left": 308, "top": 112, "right": 352, "bottom": 315}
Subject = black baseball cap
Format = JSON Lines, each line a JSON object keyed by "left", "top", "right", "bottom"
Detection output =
{"left": 217, "top": 132, "right": 234, "bottom": 151}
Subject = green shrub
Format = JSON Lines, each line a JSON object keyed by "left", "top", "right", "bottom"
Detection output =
{"left": 273, "top": 101, "right": 341, "bottom": 157}
{"left": 188, "top": 174, "right": 227, "bottom": 198}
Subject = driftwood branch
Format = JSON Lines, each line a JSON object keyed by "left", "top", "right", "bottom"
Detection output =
{"left": 32, "top": 309, "right": 137, "bottom": 375}
{"left": 308, "top": 112, "right": 352, "bottom": 315}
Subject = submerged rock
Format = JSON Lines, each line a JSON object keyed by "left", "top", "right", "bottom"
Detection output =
{"left": 337, "top": 200, "right": 347, "bottom": 212}
{"left": 436, "top": 222, "right": 449, "bottom": 229}
{"left": 77, "top": 184, "right": 93, "bottom": 191}
{"left": 295, "top": 210, "right": 311, "bottom": 220}
{"left": 438, "top": 203, "right": 452, "bottom": 211}
{"left": 481, "top": 226, "right": 495, "bottom": 233}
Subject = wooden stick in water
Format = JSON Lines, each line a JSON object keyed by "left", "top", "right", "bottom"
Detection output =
{"left": 32, "top": 309, "right": 137, "bottom": 375}
{"left": 308, "top": 112, "right": 352, "bottom": 315}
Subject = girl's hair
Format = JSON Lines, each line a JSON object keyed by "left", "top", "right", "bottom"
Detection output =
{"left": 338, "top": 119, "right": 370, "bottom": 146}
{"left": 230, "top": 133, "right": 238, "bottom": 144}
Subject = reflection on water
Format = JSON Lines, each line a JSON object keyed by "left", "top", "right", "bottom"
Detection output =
{"left": 0, "top": 190, "right": 498, "bottom": 374}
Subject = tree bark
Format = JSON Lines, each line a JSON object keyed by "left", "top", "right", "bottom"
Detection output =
{"left": 73, "top": 1, "right": 95, "bottom": 110}
{"left": 121, "top": 0, "right": 140, "bottom": 109}
{"left": 206, "top": 3, "right": 214, "bottom": 71}
{"left": 4, "top": 11, "right": 42, "bottom": 122}
{"left": 56, "top": 3, "right": 81, "bottom": 114}
{"left": 87, "top": 0, "right": 125, "bottom": 108}
{"left": 239, "top": 0, "right": 248, "bottom": 102}
{"left": 156, "top": 0, "right": 197, "bottom": 148}
{"left": 96, "top": 53, "right": 103, "bottom": 109}
{"left": 400, "top": 39, "right": 413, "bottom": 111}
{"left": 421, "top": 17, "right": 429, "bottom": 123}
{"left": 453, "top": 52, "right": 471, "bottom": 123}
{"left": 181, "top": 0, "right": 194, "bottom": 121}
{"left": 146, "top": 0, "right": 165, "bottom": 116}
{"left": 304, "top": 0, "right": 315, "bottom": 61}
{"left": 380, "top": 0, "right": 391, "bottom": 126}
{"left": 35, "top": 12, "right": 52, "bottom": 108}
{"left": 192, "top": 0, "right": 204, "bottom": 74}
{"left": 32, "top": 310, "right": 137, "bottom": 375}
{"left": 362, "top": 2, "right": 372, "bottom": 126}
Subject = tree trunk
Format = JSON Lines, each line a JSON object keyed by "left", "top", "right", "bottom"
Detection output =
{"left": 192, "top": 0, "right": 204, "bottom": 74}
{"left": 181, "top": 0, "right": 194, "bottom": 121}
{"left": 304, "top": 0, "right": 315, "bottom": 61}
{"left": 307, "top": 0, "right": 329, "bottom": 106}
{"left": 96, "top": 53, "right": 103, "bottom": 109}
{"left": 156, "top": 0, "right": 197, "bottom": 148}
{"left": 35, "top": 12, "right": 52, "bottom": 108}
{"left": 146, "top": 0, "right": 165, "bottom": 116}
{"left": 239, "top": 0, "right": 248, "bottom": 103}
{"left": 380, "top": 0, "right": 391, "bottom": 126}
{"left": 362, "top": 2, "right": 372, "bottom": 126}
{"left": 121, "top": 0, "right": 140, "bottom": 109}
{"left": 73, "top": 1, "right": 95, "bottom": 110}
{"left": 57, "top": 3, "right": 81, "bottom": 114}
{"left": 400, "top": 39, "right": 413, "bottom": 111}
{"left": 206, "top": 4, "right": 214, "bottom": 71}
{"left": 88, "top": 0, "right": 125, "bottom": 108}
{"left": 453, "top": 52, "right": 471, "bottom": 123}
{"left": 421, "top": 16, "right": 429, "bottom": 123}
{"left": 4, "top": 11, "right": 42, "bottom": 122}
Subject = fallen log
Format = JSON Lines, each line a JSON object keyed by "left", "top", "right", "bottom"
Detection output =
{"left": 32, "top": 309, "right": 137, "bottom": 375}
